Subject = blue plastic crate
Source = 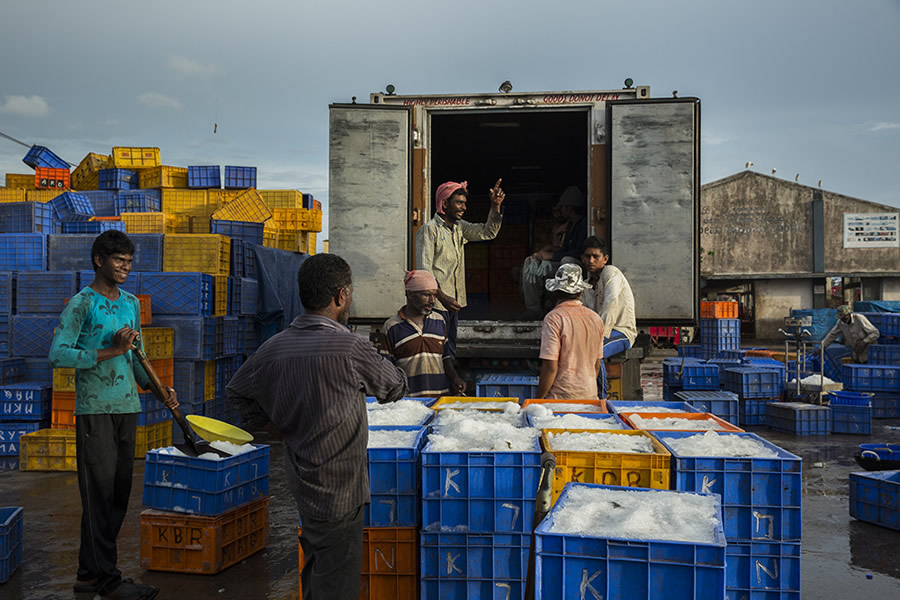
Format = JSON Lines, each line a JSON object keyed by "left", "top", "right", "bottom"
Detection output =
{"left": 0, "top": 458, "right": 18, "bottom": 471}
{"left": 140, "top": 272, "right": 213, "bottom": 315}
{"left": 677, "top": 345, "right": 704, "bottom": 359}
{"left": 219, "top": 316, "right": 239, "bottom": 356}
{"left": 871, "top": 392, "right": 900, "bottom": 418}
{"left": 723, "top": 367, "right": 781, "bottom": 399}
{"left": 10, "top": 316, "right": 57, "bottom": 357}
{"left": 214, "top": 355, "right": 241, "bottom": 398}
{"left": 662, "top": 358, "right": 704, "bottom": 386}
{"left": 662, "top": 384, "right": 681, "bottom": 402}
{"left": 607, "top": 400, "right": 700, "bottom": 414}
{"left": 420, "top": 532, "right": 529, "bottom": 598}
{"left": 0, "top": 202, "right": 57, "bottom": 234}
{"left": 75, "top": 190, "right": 117, "bottom": 217}
{"left": 188, "top": 165, "right": 221, "bottom": 189}
{"left": 869, "top": 344, "right": 900, "bottom": 365}
{"left": 719, "top": 349, "right": 748, "bottom": 360}
{"left": 475, "top": 373, "right": 539, "bottom": 401}
{"left": 0, "top": 359, "right": 25, "bottom": 384}
{"left": 61, "top": 221, "right": 126, "bottom": 234}
{"left": 142, "top": 444, "right": 269, "bottom": 515}
{"left": 706, "top": 358, "right": 742, "bottom": 384}
{"left": 58, "top": 234, "right": 161, "bottom": 273}
{"left": 173, "top": 361, "right": 210, "bottom": 404}
{"left": 115, "top": 190, "right": 161, "bottom": 215}
{"left": 151, "top": 316, "right": 216, "bottom": 360}
{"left": 210, "top": 219, "right": 264, "bottom": 245}
{"left": 766, "top": 402, "right": 831, "bottom": 435}
{"left": 842, "top": 364, "right": 900, "bottom": 392}
{"left": 653, "top": 431, "right": 801, "bottom": 542}
{"left": 738, "top": 398, "right": 776, "bottom": 426}
{"left": 0, "top": 506, "right": 24, "bottom": 583}
{"left": 700, "top": 318, "right": 741, "bottom": 338}
{"left": 0, "top": 315, "right": 8, "bottom": 357}
{"left": 683, "top": 364, "right": 719, "bottom": 390}
{"left": 0, "top": 421, "right": 47, "bottom": 455}
{"left": 301, "top": 193, "right": 314, "bottom": 209}
{"left": 421, "top": 439, "right": 541, "bottom": 533}
{"left": 243, "top": 243, "right": 258, "bottom": 280}
{"left": 229, "top": 239, "right": 245, "bottom": 278}
{"left": 861, "top": 312, "right": 900, "bottom": 337}
{"left": 50, "top": 191, "right": 95, "bottom": 222}
{"left": 23, "top": 359, "right": 51, "bottom": 384}
{"left": 726, "top": 541, "right": 801, "bottom": 600}
{"left": 136, "top": 393, "right": 169, "bottom": 427}
{"left": 0, "top": 273, "right": 13, "bottom": 315}
{"left": 241, "top": 316, "right": 259, "bottom": 355}
{"left": 0, "top": 234, "right": 46, "bottom": 271}
{"left": 0, "top": 383, "right": 51, "bottom": 421}
{"left": 673, "top": 390, "right": 739, "bottom": 424}
{"left": 77, "top": 270, "right": 140, "bottom": 296}
{"left": 365, "top": 426, "right": 427, "bottom": 527}
{"left": 742, "top": 358, "right": 786, "bottom": 391}
{"left": 23, "top": 145, "right": 68, "bottom": 169}
{"left": 98, "top": 168, "right": 138, "bottom": 190}
{"left": 849, "top": 470, "right": 900, "bottom": 530}
{"left": 223, "top": 166, "right": 257, "bottom": 189}
{"left": 535, "top": 483, "right": 727, "bottom": 600}
{"left": 238, "top": 277, "right": 258, "bottom": 316}
{"left": 829, "top": 404, "right": 871, "bottom": 434}
{"left": 15, "top": 271, "right": 77, "bottom": 314}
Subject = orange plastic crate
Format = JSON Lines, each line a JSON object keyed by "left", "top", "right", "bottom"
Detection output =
{"left": 618, "top": 412, "right": 744, "bottom": 432}
{"left": 521, "top": 398, "right": 608, "bottom": 413}
{"left": 136, "top": 294, "right": 152, "bottom": 325}
{"left": 361, "top": 527, "right": 418, "bottom": 600}
{"left": 744, "top": 349, "right": 777, "bottom": 359}
{"left": 34, "top": 167, "right": 70, "bottom": 190}
{"left": 700, "top": 301, "right": 739, "bottom": 319}
{"left": 90, "top": 216, "right": 122, "bottom": 222}
{"left": 138, "top": 358, "right": 173, "bottom": 394}
{"left": 141, "top": 496, "right": 268, "bottom": 574}
{"left": 51, "top": 391, "right": 76, "bottom": 430}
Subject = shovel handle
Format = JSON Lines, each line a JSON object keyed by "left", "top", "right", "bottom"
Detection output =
{"left": 131, "top": 344, "right": 192, "bottom": 441}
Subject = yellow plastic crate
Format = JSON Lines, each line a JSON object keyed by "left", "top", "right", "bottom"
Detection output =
{"left": 607, "top": 377, "right": 623, "bottom": 401}
{"left": 209, "top": 189, "right": 242, "bottom": 211}
{"left": 542, "top": 429, "right": 672, "bottom": 502}
{"left": 121, "top": 212, "right": 177, "bottom": 234}
{"left": 299, "top": 232, "right": 316, "bottom": 255}
{"left": 271, "top": 208, "right": 323, "bottom": 232}
{"left": 204, "top": 360, "right": 215, "bottom": 401}
{"left": 161, "top": 189, "right": 211, "bottom": 215}
{"left": 189, "top": 215, "right": 211, "bottom": 234}
{"left": 26, "top": 189, "right": 66, "bottom": 203}
{"left": 262, "top": 223, "right": 278, "bottom": 247}
{"left": 259, "top": 189, "right": 303, "bottom": 209}
{"left": 19, "top": 429, "right": 77, "bottom": 471}
{"left": 53, "top": 368, "right": 76, "bottom": 392}
{"left": 139, "top": 166, "right": 188, "bottom": 189}
{"left": 135, "top": 420, "right": 172, "bottom": 458}
{"left": 172, "top": 213, "right": 192, "bottom": 234}
{"left": 213, "top": 275, "right": 228, "bottom": 316}
{"left": 141, "top": 327, "right": 174, "bottom": 360}
{"left": 0, "top": 189, "right": 26, "bottom": 203}
{"left": 5, "top": 173, "right": 36, "bottom": 189}
{"left": 210, "top": 188, "right": 272, "bottom": 223}
{"left": 163, "top": 234, "right": 230, "bottom": 275}
{"left": 430, "top": 396, "right": 519, "bottom": 411}
{"left": 71, "top": 152, "right": 110, "bottom": 190}
{"left": 112, "top": 146, "right": 161, "bottom": 169}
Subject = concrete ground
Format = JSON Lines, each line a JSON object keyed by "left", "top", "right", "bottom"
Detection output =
{"left": 1, "top": 349, "right": 899, "bottom": 599}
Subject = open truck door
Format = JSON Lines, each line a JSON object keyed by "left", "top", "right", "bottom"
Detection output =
{"left": 607, "top": 98, "right": 700, "bottom": 326}
{"left": 329, "top": 104, "right": 412, "bottom": 321}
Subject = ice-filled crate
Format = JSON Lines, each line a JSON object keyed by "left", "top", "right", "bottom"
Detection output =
{"left": 365, "top": 426, "right": 427, "bottom": 527}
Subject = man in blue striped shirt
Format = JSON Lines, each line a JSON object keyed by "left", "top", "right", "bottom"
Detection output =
{"left": 382, "top": 271, "right": 466, "bottom": 396}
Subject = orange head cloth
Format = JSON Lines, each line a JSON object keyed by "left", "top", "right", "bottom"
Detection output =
{"left": 435, "top": 181, "right": 467, "bottom": 215}
{"left": 404, "top": 270, "right": 439, "bottom": 292}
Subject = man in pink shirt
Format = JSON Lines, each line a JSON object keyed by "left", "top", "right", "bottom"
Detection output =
{"left": 536, "top": 263, "right": 606, "bottom": 399}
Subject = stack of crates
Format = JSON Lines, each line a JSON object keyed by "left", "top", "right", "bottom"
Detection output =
{"left": 420, "top": 399, "right": 540, "bottom": 598}
{"left": 654, "top": 431, "right": 803, "bottom": 599}
{"left": 0, "top": 358, "right": 51, "bottom": 471}
{"left": 661, "top": 357, "right": 707, "bottom": 401}
{"left": 853, "top": 333, "right": 900, "bottom": 418}
{"left": 674, "top": 390, "right": 740, "bottom": 425}
{"left": 840, "top": 362, "right": 900, "bottom": 422}
{"left": 699, "top": 301, "right": 741, "bottom": 359}
{"left": 723, "top": 367, "right": 783, "bottom": 427}
{"left": 140, "top": 442, "right": 270, "bottom": 574}
{"left": 827, "top": 391, "right": 872, "bottom": 435}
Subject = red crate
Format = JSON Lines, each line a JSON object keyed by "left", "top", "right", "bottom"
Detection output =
{"left": 35, "top": 167, "right": 70, "bottom": 190}
{"left": 51, "top": 391, "right": 76, "bottom": 430}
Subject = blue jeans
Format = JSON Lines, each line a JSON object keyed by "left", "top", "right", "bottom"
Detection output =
{"left": 434, "top": 309, "right": 458, "bottom": 359}
{"left": 599, "top": 330, "right": 631, "bottom": 399}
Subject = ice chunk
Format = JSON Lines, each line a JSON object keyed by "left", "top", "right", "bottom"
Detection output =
{"left": 156, "top": 441, "right": 257, "bottom": 461}
{"left": 627, "top": 415, "right": 728, "bottom": 431}
{"left": 531, "top": 414, "right": 626, "bottom": 430}
{"left": 367, "top": 399, "right": 434, "bottom": 426}
{"left": 522, "top": 403, "right": 554, "bottom": 418}
{"left": 547, "top": 431, "right": 655, "bottom": 453}
{"left": 662, "top": 431, "right": 780, "bottom": 458}
{"left": 427, "top": 409, "right": 539, "bottom": 452}
{"left": 548, "top": 485, "right": 721, "bottom": 543}
{"left": 367, "top": 429, "right": 421, "bottom": 448}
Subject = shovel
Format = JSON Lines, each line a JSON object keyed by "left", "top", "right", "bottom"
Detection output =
{"left": 131, "top": 343, "right": 232, "bottom": 458}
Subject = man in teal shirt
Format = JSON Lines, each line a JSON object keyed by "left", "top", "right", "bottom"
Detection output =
{"left": 49, "top": 230, "right": 177, "bottom": 600}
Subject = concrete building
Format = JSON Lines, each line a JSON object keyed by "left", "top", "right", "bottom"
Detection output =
{"left": 700, "top": 171, "right": 900, "bottom": 339}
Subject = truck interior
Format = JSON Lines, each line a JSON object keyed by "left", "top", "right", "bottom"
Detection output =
{"left": 429, "top": 109, "right": 590, "bottom": 321}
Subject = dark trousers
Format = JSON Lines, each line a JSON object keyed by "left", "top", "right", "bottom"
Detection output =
{"left": 298, "top": 505, "right": 364, "bottom": 600}
{"left": 75, "top": 413, "right": 137, "bottom": 596}
{"left": 435, "top": 309, "right": 459, "bottom": 359}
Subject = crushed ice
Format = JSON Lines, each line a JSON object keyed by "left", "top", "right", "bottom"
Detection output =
{"left": 626, "top": 415, "right": 728, "bottom": 431}
{"left": 661, "top": 431, "right": 780, "bottom": 458}
{"left": 367, "top": 429, "right": 421, "bottom": 448}
{"left": 531, "top": 413, "right": 626, "bottom": 430}
{"left": 366, "top": 399, "right": 433, "bottom": 426}
{"left": 547, "top": 431, "right": 655, "bottom": 453}
{"left": 427, "top": 405, "right": 538, "bottom": 452}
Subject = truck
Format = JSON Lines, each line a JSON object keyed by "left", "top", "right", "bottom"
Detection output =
{"left": 328, "top": 83, "right": 700, "bottom": 375}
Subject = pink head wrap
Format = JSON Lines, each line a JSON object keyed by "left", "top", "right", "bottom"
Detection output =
{"left": 435, "top": 181, "right": 467, "bottom": 215}
{"left": 404, "top": 270, "right": 438, "bottom": 292}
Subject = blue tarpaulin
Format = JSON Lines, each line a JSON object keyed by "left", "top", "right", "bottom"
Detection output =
{"left": 249, "top": 244, "right": 308, "bottom": 343}
{"left": 790, "top": 308, "right": 837, "bottom": 342}
{"left": 852, "top": 301, "right": 900, "bottom": 313}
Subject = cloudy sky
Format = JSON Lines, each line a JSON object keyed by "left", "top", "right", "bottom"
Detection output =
{"left": 2, "top": 0, "right": 899, "bottom": 240}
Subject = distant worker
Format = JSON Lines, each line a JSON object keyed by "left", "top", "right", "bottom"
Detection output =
{"left": 49, "top": 230, "right": 178, "bottom": 600}
{"left": 382, "top": 270, "right": 466, "bottom": 396}
{"left": 821, "top": 305, "right": 879, "bottom": 363}
{"left": 536, "top": 263, "right": 605, "bottom": 400}
{"left": 227, "top": 254, "right": 408, "bottom": 600}
{"left": 579, "top": 236, "right": 637, "bottom": 397}
{"left": 416, "top": 179, "right": 506, "bottom": 358}
{"left": 521, "top": 186, "right": 588, "bottom": 317}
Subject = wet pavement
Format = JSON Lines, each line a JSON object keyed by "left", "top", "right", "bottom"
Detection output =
{"left": 1, "top": 350, "right": 899, "bottom": 598}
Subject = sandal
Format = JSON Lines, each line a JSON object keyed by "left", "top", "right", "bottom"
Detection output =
{"left": 73, "top": 578, "right": 99, "bottom": 593}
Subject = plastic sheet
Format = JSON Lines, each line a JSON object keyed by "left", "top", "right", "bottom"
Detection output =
{"left": 250, "top": 244, "right": 308, "bottom": 343}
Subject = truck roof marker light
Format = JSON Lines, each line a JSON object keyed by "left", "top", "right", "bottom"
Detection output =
{"left": 624, "top": 78, "right": 634, "bottom": 88}
{"left": 385, "top": 84, "right": 396, "bottom": 95}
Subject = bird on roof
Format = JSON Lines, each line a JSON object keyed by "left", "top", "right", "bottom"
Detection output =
{"left": 772, "top": 168, "right": 777, "bottom": 175}
{"left": 795, "top": 174, "right": 800, "bottom": 182}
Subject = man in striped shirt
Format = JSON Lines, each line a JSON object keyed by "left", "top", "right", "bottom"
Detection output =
{"left": 382, "top": 270, "right": 466, "bottom": 397}
{"left": 227, "top": 254, "right": 407, "bottom": 600}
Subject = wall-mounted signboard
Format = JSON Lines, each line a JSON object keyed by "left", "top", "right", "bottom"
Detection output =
{"left": 843, "top": 213, "right": 899, "bottom": 248}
